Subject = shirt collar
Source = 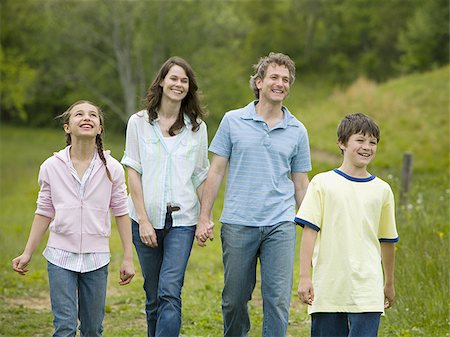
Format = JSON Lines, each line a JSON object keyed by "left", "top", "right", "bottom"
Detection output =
{"left": 240, "top": 100, "right": 299, "bottom": 129}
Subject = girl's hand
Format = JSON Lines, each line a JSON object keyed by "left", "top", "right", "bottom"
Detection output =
{"left": 139, "top": 220, "right": 158, "bottom": 248}
{"left": 119, "top": 259, "right": 135, "bottom": 285}
{"left": 12, "top": 253, "right": 32, "bottom": 275}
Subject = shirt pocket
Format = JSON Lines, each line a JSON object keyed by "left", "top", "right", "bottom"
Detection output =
{"left": 51, "top": 206, "right": 80, "bottom": 234}
{"left": 140, "top": 133, "right": 161, "bottom": 158}
{"left": 175, "top": 136, "right": 199, "bottom": 162}
{"left": 82, "top": 206, "right": 111, "bottom": 236}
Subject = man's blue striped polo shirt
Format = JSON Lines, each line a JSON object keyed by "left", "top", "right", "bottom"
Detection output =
{"left": 209, "top": 101, "right": 312, "bottom": 227}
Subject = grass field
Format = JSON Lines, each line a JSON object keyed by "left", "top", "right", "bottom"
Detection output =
{"left": 0, "top": 67, "right": 448, "bottom": 336}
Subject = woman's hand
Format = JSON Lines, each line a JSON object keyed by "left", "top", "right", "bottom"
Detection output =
{"left": 139, "top": 220, "right": 158, "bottom": 248}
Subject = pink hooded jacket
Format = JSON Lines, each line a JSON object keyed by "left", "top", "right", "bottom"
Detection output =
{"left": 35, "top": 146, "right": 129, "bottom": 253}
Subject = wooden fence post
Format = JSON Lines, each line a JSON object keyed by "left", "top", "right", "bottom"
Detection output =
{"left": 400, "top": 152, "right": 413, "bottom": 205}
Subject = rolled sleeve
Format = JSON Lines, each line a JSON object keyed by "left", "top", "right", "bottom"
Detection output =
{"left": 109, "top": 161, "right": 129, "bottom": 217}
{"left": 192, "top": 122, "right": 210, "bottom": 188}
{"left": 35, "top": 164, "right": 55, "bottom": 218}
{"left": 121, "top": 114, "right": 142, "bottom": 174}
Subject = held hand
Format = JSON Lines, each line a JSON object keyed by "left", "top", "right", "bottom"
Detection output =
{"left": 119, "top": 259, "right": 135, "bottom": 286}
{"left": 384, "top": 284, "right": 395, "bottom": 309}
{"left": 139, "top": 220, "right": 158, "bottom": 248}
{"left": 12, "top": 253, "right": 32, "bottom": 275}
{"left": 195, "top": 218, "right": 214, "bottom": 247}
{"left": 207, "top": 220, "right": 214, "bottom": 241}
{"left": 298, "top": 277, "right": 314, "bottom": 305}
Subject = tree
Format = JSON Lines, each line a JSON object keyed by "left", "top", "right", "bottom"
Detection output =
{"left": 397, "top": 0, "right": 449, "bottom": 73}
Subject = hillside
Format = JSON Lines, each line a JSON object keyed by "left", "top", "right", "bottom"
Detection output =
{"left": 290, "top": 66, "right": 449, "bottom": 173}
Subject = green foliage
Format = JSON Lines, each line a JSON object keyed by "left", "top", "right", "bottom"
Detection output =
{"left": 296, "top": 66, "right": 449, "bottom": 173}
{"left": 0, "top": 49, "right": 37, "bottom": 121}
{"left": 1, "top": 0, "right": 447, "bottom": 131}
{"left": 397, "top": 0, "right": 449, "bottom": 73}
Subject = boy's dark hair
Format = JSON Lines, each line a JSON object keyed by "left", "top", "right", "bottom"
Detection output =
{"left": 337, "top": 113, "right": 380, "bottom": 152}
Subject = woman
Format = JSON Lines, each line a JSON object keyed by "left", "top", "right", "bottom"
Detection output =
{"left": 121, "top": 57, "right": 209, "bottom": 337}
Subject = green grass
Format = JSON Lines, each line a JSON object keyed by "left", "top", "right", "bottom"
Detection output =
{"left": 0, "top": 67, "right": 449, "bottom": 336}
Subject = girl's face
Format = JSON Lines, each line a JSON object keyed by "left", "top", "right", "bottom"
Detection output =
{"left": 64, "top": 102, "right": 102, "bottom": 139}
{"left": 160, "top": 65, "right": 189, "bottom": 102}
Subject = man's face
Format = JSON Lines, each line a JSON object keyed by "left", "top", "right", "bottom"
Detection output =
{"left": 256, "top": 64, "right": 290, "bottom": 104}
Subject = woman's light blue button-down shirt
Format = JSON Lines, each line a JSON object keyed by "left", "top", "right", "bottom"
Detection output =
{"left": 121, "top": 110, "right": 209, "bottom": 229}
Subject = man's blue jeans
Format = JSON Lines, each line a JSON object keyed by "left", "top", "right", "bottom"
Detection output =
{"left": 47, "top": 261, "right": 108, "bottom": 337}
{"left": 132, "top": 219, "right": 195, "bottom": 337}
{"left": 311, "top": 312, "right": 382, "bottom": 337}
{"left": 221, "top": 221, "right": 296, "bottom": 337}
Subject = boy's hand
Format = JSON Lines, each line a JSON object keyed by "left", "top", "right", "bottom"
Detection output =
{"left": 119, "top": 260, "right": 135, "bottom": 286}
{"left": 384, "top": 283, "right": 395, "bottom": 309}
{"left": 298, "top": 277, "right": 314, "bottom": 305}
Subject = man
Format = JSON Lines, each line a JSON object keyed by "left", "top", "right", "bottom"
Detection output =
{"left": 196, "top": 52, "right": 311, "bottom": 337}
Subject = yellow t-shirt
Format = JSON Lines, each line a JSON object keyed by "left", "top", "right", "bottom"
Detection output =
{"left": 295, "top": 169, "right": 398, "bottom": 314}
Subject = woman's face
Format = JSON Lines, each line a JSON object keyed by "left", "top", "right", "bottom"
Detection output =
{"left": 160, "top": 65, "right": 189, "bottom": 102}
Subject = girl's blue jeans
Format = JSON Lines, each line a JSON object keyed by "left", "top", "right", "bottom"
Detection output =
{"left": 311, "top": 312, "right": 382, "bottom": 337}
{"left": 132, "top": 219, "right": 195, "bottom": 337}
{"left": 47, "top": 261, "right": 108, "bottom": 337}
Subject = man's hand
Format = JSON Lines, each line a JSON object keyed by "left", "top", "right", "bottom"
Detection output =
{"left": 195, "top": 219, "right": 214, "bottom": 247}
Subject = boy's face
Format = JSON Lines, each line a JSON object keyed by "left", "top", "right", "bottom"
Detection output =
{"left": 339, "top": 132, "right": 378, "bottom": 169}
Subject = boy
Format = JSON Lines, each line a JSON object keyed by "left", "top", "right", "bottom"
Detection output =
{"left": 295, "top": 113, "right": 398, "bottom": 337}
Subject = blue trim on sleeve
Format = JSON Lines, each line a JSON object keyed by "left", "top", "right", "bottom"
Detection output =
{"left": 379, "top": 237, "right": 399, "bottom": 243}
{"left": 333, "top": 169, "right": 375, "bottom": 182}
{"left": 294, "top": 217, "right": 320, "bottom": 232}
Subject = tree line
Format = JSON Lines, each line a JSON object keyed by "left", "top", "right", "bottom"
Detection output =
{"left": 1, "top": 0, "right": 448, "bottom": 131}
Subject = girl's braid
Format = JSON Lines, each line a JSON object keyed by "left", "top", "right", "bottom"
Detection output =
{"left": 96, "top": 134, "right": 112, "bottom": 182}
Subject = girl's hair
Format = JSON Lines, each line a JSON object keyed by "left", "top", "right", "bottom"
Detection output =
{"left": 57, "top": 100, "right": 112, "bottom": 182}
{"left": 249, "top": 52, "right": 296, "bottom": 99}
{"left": 145, "top": 56, "right": 206, "bottom": 135}
{"left": 337, "top": 113, "right": 380, "bottom": 153}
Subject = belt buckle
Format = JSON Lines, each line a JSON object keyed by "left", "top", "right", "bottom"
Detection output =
{"left": 167, "top": 203, "right": 181, "bottom": 213}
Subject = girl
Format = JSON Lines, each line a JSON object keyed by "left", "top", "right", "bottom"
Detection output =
{"left": 12, "top": 100, "right": 135, "bottom": 337}
{"left": 121, "top": 56, "right": 210, "bottom": 337}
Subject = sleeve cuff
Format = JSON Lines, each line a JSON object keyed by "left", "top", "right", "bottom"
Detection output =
{"left": 121, "top": 156, "right": 142, "bottom": 174}
{"left": 294, "top": 217, "right": 320, "bottom": 231}
{"left": 35, "top": 208, "right": 54, "bottom": 219}
{"left": 192, "top": 167, "right": 209, "bottom": 189}
{"left": 208, "top": 147, "right": 230, "bottom": 159}
{"left": 379, "top": 237, "right": 399, "bottom": 243}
